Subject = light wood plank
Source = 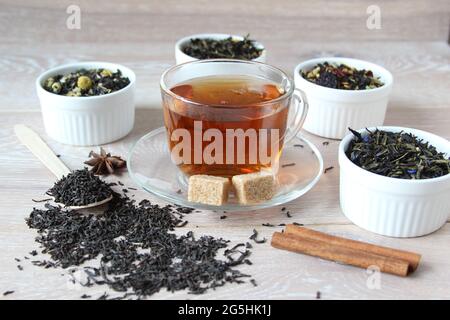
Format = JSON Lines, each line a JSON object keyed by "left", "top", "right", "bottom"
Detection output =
{"left": 1, "top": 107, "right": 449, "bottom": 299}
{"left": 1, "top": 0, "right": 449, "bottom": 43}
{"left": 0, "top": 42, "right": 449, "bottom": 111}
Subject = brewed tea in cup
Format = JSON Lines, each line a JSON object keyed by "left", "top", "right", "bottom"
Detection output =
{"left": 160, "top": 59, "right": 308, "bottom": 177}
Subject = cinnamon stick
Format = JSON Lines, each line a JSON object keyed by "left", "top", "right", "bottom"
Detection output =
{"left": 284, "top": 224, "right": 421, "bottom": 271}
{"left": 271, "top": 232, "right": 412, "bottom": 277}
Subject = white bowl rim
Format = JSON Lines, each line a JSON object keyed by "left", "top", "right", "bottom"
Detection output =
{"left": 339, "top": 126, "right": 450, "bottom": 185}
{"left": 175, "top": 33, "right": 266, "bottom": 61}
{"left": 36, "top": 61, "right": 136, "bottom": 100}
{"left": 294, "top": 57, "right": 393, "bottom": 95}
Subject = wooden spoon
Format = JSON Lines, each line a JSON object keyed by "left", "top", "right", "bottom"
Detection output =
{"left": 14, "top": 124, "right": 113, "bottom": 210}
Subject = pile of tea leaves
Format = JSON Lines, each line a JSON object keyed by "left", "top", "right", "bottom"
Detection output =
{"left": 43, "top": 68, "right": 130, "bottom": 97}
{"left": 182, "top": 34, "right": 262, "bottom": 60}
{"left": 26, "top": 173, "right": 253, "bottom": 299}
{"left": 346, "top": 128, "right": 450, "bottom": 179}
{"left": 46, "top": 168, "right": 112, "bottom": 206}
{"left": 301, "top": 62, "right": 384, "bottom": 90}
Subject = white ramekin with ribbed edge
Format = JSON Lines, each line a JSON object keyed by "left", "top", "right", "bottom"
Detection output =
{"left": 339, "top": 126, "right": 450, "bottom": 238}
{"left": 36, "top": 62, "right": 135, "bottom": 146}
{"left": 294, "top": 57, "right": 393, "bottom": 139}
{"left": 175, "top": 33, "right": 266, "bottom": 64}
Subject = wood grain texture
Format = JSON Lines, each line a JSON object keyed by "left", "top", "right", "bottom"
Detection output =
{"left": 0, "top": 0, "right": 449, "bottom": 300}
{"left": 1, "top": 108, "right": 449, "bottom": 300}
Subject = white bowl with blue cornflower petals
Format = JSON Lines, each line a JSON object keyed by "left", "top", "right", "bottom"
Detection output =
{"left": 339, "top": 126, "right": 450, "bottom": 237}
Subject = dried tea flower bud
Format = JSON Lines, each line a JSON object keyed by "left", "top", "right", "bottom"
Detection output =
{"left": 77, "top": 75, "right": 93, "bottom": 90}
{"left": 45, "top": 77, "right": 55, "bottom": 88}
{"left": 51, "top": 82, "right": 62, "bottom": 93}
{"left": 100, "top": 69, "right": 113, "bottom": 77}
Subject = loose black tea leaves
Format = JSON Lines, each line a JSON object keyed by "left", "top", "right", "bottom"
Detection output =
{"left": 281, "top": 163, "right": 296, "bottom": 168}
{"left": 262, "top": 223, "right": 275, "bottom": 227}
{"left": 249, "top": 229, "right": 266, "bottom": 244}
{"left": 302, "top": 62, "right": 384, "bottom": 90}
{"left": 43, "top": 68, "right": 130, "bottom": 97}
{"left": 3, "top": 291, "right": 14, "bottom": 296}
{"left": 324, "top": 166, "right": 334, "bottom": 174}
{"left": 26, "top": 190, "right": 253, "bottom": 298}
{"left": 182, "top": 34, "right": 263, "bottom": 60}
{"left": 46, "top": 168, "right": 112, "bottom": 206}
{"left": 346, "top": 128, "right": 450, "bottom": 179}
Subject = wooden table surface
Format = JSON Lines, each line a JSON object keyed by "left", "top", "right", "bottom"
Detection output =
{"left": 1, "top": 0, "right": 449, "bottom": 300}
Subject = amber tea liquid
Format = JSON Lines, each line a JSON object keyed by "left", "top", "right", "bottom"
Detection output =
{"left": 162, "top": 75, "right": 289, "bottom": 177}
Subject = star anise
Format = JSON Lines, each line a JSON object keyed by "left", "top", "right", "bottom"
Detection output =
{"left": 84, "top": 148, "right": 126, "bottom": 175}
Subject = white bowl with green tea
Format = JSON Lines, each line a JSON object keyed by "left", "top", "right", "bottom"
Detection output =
{"left": 175, "top": 33, "right": 266, "bottom": 64}
{"left": 36, "top": 61, "right": 135, "bottom": 146}
{"left": 339, "top": 126, "right": 450, "bottom": 237}
{"left": 294, "top": 57, "right": 393, "bottom": 139}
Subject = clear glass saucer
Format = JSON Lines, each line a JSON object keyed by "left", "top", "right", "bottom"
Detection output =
{"left": 128, "top": 127, "right": 323, "bottom": 212}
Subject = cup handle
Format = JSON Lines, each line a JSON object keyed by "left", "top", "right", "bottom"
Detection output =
{"left": 284, "top": 88, "right": 309, "bottom": 142}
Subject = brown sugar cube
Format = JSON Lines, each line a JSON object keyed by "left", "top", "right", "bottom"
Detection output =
{"left": 188, "top": 175, "right": 230, "bottom": 206}
{"left": 232, "top": 171, "right": 275, "bottom": 204}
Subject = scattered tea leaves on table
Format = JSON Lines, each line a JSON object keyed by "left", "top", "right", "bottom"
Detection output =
{"left": 346, "top": 128, "right": 450, "bottom": 179}
{"left": 182, "top": 34, "right": 262, "bottom": 60}
{"left": 302, "top": 62, "right": 384, "bottom": 90}
{"left": 262, "top": 223, "right": 275, "bottom": 227}
{"left": 3, "top": 291, "right": 14, "bottom": 296}
{"left": 324, "top": 166, "right": 334, "bottom": 174}
{"left": 26, "top": 188, "right": 253, "bottom": 298}
{"left": 249, "top": 229, "right": 266, "bottom": 244}
{"left": 46, "top": 168, "right": 112, "bottom": 206}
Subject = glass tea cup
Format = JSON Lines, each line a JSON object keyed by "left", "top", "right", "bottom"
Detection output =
{"left": 160, "top": 59, "right": 308, "bottom": 177}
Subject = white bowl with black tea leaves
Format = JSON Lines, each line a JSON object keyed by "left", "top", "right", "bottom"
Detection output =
{"left": 36, "top": 61, "right": 135, "bottom": 146}
{"left": 175, "top": 33, "right": 266, "bottom": 64}
{"left": 339, "top": 126, "right": 450, "bottom": 237}
{"left": 294, "top": 57, "right": 393, "bottom": 139}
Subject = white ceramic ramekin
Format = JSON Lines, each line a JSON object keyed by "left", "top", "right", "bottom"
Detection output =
{"left": 294, "top": 57, "right": 393, "bottom": 139}
{"left": 36, "top": 62, "right": 135, "bottom": 146}
{"left": 175, "top": 33, "right": 266, "bottom": 64}
{"left": 339, "top": 126, "right": 450, "bottom": 237}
